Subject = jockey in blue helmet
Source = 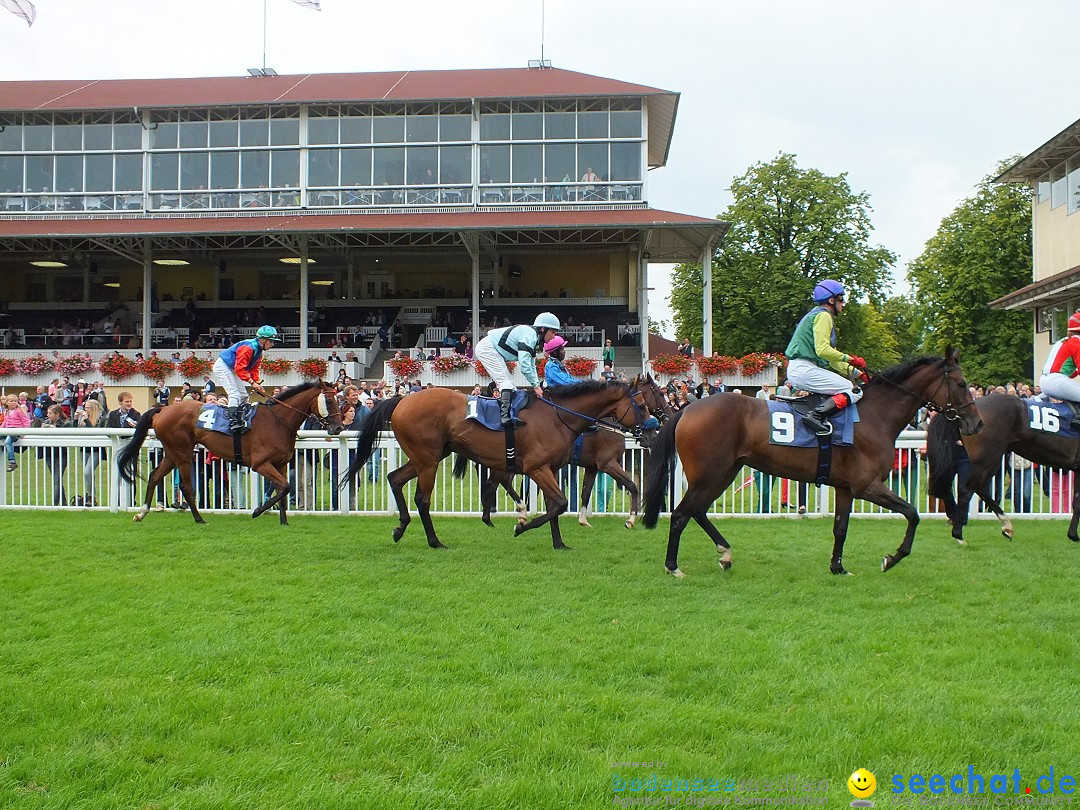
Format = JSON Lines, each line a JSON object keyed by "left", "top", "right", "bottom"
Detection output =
{"left": 784, "top": 280, "right": 868, "bottom": 435}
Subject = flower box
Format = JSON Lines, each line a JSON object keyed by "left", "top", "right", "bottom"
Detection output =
{"left": 564, "top": 356, "right": 598, "bottom": 378}
{"left": 650, "top": 353, "right": 693, "bottom": 376}
{"left": 260, "top": 357, "right": 294, "bottom": 376}
{"left": 139, "top": 356, "right": 175, "bottom": 383}
{"left": 297, "top": 357, "right": 329, "bottom": 380}
{"left": 430, "top": 354, "right": 471, "bottom": 375}
{"left": 178, "top": 355, "right": 214, "bottom": 380}
{"left": 100, "top": 354, "right": 140, "bottom": 381}
{"left": 388, "top": 356, "right": 424, "bottom": 379}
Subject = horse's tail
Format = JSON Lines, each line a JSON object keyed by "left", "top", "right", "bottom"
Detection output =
{"left": 117, "top": 406, "right": 164, "bottom": 484}
{"left": 927, "top": 414, "right": 961, "bottom": 500}
{"left": 642, "top": 408, "right": 686, "bottom": 529}
{"left": 451, "top": 453, "right": 470, "bottom": 480}
{"left": 341, "top": 395, "right": 401, "bottom": 487}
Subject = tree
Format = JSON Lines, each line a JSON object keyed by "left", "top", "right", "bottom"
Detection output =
{"left": 907, "top": 163, "right": 1032, "bottom": 384}
{"left": 669, "top": 153, "right": 895, "bottom": 356}
{"left": 879, "top": 294, "right": 925, "bottom": 362}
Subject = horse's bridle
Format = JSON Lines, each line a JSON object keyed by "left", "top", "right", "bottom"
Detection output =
{"left": 866, "top": 363, "right": 977, "bottom": 422}
{"left": 263, "top": 387, "right": 339, "bottom": 430}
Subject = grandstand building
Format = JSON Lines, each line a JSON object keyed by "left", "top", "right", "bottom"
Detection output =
{"left": 0, "top": 67, "right": 727, "bottom": 376}
{"left": 994, "top": 118, "right": 1080, "bottom": 371}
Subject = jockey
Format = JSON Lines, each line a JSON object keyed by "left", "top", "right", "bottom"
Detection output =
{"left": 1038, "top": 312, "right": 1080, "bottom": 426}
{"left": 784, "top": 279, "right": 868, "bottom": 435}
{"left": 474, "top": 312, "right": 561, "bottom": 426}
{"left": 213, "top": 324, "right": 282, "bottom": 434}
{"left": 542, "top": 335, "right": 574, "bottom": 387}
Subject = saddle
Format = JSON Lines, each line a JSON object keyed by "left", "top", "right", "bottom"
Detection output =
{"left": 466, "top": 390, "right": 530, "bottom": 431}
{"left": 775, "top": 392, "right": 833, "bottom": 419}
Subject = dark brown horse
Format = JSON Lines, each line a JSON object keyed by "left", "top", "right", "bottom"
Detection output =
{"left": 118, "top": 380, "right": 343, "bottom": 525}
{"left": 928, "top": 393, "right": 1080, "bottom": 543}
{"left": 471, "top": 374, "right": 672, "bottom": 529}
{"left": 642, "top": 351, "right": 983, "bottom": 576}
{"left": 343, "top": 380, "right": 657, "bottom": 549}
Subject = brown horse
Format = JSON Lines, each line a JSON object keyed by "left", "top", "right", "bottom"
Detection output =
{"left": 343, "top": 380, "right": 657, "bottom": 550}
{"left": 117, "top": 380, "right": 343, "bottom": 525}
{"left": 928, "top": 393, "right": 1080, "bottom": 543}
{"left": 642, "top": 351, "right": 983, "bottom": 576}
{"left": 472, "top": 374, "right": 672, "bottom": 529}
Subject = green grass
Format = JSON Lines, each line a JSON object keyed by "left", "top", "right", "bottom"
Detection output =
{"left": 3, "top": 513, "right": 1080, "bottom": 809}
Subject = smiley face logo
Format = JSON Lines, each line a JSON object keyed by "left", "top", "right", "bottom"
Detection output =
{"left": 848, "top": 768, "right": 876, "bottom": 799}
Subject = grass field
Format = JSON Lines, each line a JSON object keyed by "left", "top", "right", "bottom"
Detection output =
{"left": 3, "top": 512, "right": 1079, "bottom": 809}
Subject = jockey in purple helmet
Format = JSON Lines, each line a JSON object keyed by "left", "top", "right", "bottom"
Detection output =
{"left": 784, "top": 279, "right": 869, "bottom": 435}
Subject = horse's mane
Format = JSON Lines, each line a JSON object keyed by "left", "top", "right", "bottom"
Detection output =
{"left": 866, "top": 355, "right": 941, "bottom": 388}
{"left": 545, "top": 379, "right": 626, "bottom": 398}
{"left": 270, "top": 379, "right": 323, "bottom": 402}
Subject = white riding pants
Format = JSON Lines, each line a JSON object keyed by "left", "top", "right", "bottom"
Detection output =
{"left": 473, "top": 337, "right": 516, "bottom": 393}
{"left": 1038, "top": 372, "right": 1080, "bottom": 404}
{"left": 786, "top": 358, "right": 863, "bottom": 404}
{"left": 212, "top": 357, "right": 249, "bottom": 407}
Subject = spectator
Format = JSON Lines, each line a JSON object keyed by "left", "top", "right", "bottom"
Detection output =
{"left": 75, "top": 398, "right": 107, "bottom": 506}
{"left": 3, "top": 393, "right": 31, "bottom": 471}
{"left": 39, "top": 404, "right": 69, "bottom": 506}
{"left": 677, "top": 338, "right": 694, "bottom": 358}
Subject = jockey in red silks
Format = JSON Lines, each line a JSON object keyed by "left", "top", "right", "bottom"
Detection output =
{"left": 1038, "top": 312, "right": 1080, "bottom": 427}
{"left": 784, "top": 279, "right": 868, "bottom": 435}
{"left": 213, "top": 324, "right": 281, "bottom": 434}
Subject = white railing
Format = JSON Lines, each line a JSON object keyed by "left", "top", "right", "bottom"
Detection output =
{"left": 0, "top": 427, "right": 1069, "bottom": 521}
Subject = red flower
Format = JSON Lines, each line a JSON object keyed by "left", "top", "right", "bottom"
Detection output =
{"left": 0, "top": 358, "right": 16, "bottom": 377}
{"left": 564, "top": 356, "right": 598, "bottom": 377}
{"left": 100, "top": 354, "right": 140, "bottom": 381}
{"left": 260, "top": 357, "right": 294, "bottom": 376}
{"left": 696, "top": 355, "right": 738, "bottom": 376}
{"left": 139, "top": 356, "right": 175, "bottom": 383}
{"left": 297, "top": 357, "right": 329, "bottom": 380}
{"left": 388, "top": 356, "right": 423, "bottom": 379}
{"left": 474, "top": 359, "right": 516, "bottom": 378}
{"left": 178, "top": 355, "right": 214, "bottom": 379}
{"left": 430, "top": 354, "right": 470, "bottom": 375}
{"left": 650, "top": 354, "right": 693, "bottom": 376}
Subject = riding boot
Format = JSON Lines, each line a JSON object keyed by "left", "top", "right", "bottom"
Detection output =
{"left": 499, "top": 389, "right": 524, "bottom": 427}
{"left": 226, "top": 405, "right": 246, "bottom": 436}
{"left": 802, "top": 399, "right": 842, "bottom": 436}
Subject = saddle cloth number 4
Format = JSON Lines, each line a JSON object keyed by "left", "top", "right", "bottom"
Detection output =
{"left": 1029, "top": 404, "right": 1060, "bottom": 432}
{"left": 198, "top": 408, "right": 217, "bottom": 430}
{"left": 771, "top": 411, "right": 796, "bottom": 443}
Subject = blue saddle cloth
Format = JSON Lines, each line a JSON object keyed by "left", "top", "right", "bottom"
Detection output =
{"left": 766, "top": 399, "right": 858, "bottom": 447}
{"left": 196, "top": 403, "right": 259, "bottom": 435}
{"left": 466, "top": 391, "right": 528, "bottom": 431}
{"left": 1022, "top": 398, "right": 1080, "bottom": 439}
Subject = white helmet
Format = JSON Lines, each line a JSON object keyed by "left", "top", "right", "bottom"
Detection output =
{"left": 533, "top": 312, "right": 561, "bottom": 331}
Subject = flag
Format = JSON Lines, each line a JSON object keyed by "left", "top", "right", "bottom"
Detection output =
{"left": 288, "top": 0, "right": 321, "bottom": 9}
{"left": 1, "top": 0, "right": 36, "bottom": 26}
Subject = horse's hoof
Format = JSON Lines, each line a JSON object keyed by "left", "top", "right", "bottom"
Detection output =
{"left": 392, "top": 527, "right": 404, "bottom": 542}
{"left": 666, "top": 567, "right": 686, "bottom": 579}
{"left": 429, "top": 541, "right": 447, "bottom": 550}
{"left": 514, "top": 522, "right": 526, "bottom": 537}
{"left": 955, "top": 538, "right": 967, "bottom": 546}
{"left": 554, "top": 543, "right": 572, "bottom": 551}
{"left": 1001, "top": 528, "right": 1013, "bottom": 540}
{"left": 882, "top": 555, "right": 895, "bottom": 572}
{"left": 579, "top": 519, "right": 592, "bottom": 528}
{"left": 195, "top": 518, "right": 208, "bottom": 525}
{"left": 132, "top": 514, "right": 143, "bottom": 523}
{"left": 718, "top": 559, "right": 732, "bottom": 572}
{"left": 1070, "top": 534, "right": 1080, "bottom": 543}
{"left": 482, "top": 517, "right": 494, "bottom": 528}
{"left": 624, "top": 519, "right": 635, "bottom": 530}
{"left": 830, "top": 565, "right": 850, "bottom": 576}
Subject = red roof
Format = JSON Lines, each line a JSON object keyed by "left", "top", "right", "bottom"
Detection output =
{"left": 0, "top": 68, "right": 670, "bottom": 111}
{"left": 0, "top": 208, "right": 720, "bottom": 239}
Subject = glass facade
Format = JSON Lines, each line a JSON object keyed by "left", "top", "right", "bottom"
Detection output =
{"left": 0, "top": 98, "right": 645, "bottom": 213}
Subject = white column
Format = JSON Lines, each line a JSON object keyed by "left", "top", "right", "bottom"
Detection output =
{"left": 299, "top": 237, "right": 310, "bottom": 354}
{"left": 702, "top": 237, "right": 714, "bottom": 357}
{"left": 638, "top": 246, "right": 648, "bottom": 374}
{"left": 142, "top": 238, "right": 152, "bottom": 356}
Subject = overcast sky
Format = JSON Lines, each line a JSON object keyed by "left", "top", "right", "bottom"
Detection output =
{"left": 1, "top": 0, "right": 1073, "bottom": 337}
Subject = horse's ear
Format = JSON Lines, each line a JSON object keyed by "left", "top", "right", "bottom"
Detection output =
{"left": 945, "top": 345, "right": 960, "bottom": 363}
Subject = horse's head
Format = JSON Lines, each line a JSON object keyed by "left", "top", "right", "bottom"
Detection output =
{"left": 899, "top": 347, "right": 983, "bottom": 436}
{"left": 310, "top": 381, "right": 344, "bottom": 435}
{"left": 610, "top": 379, "right": 658, "bottom": 437}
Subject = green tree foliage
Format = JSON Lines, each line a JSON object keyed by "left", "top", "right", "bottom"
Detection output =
{"left": 837, "top": 301, "right": 900, "bottom": 370}
{"left": 670, "top": 153, "right": 895, "bottom": 356}
{"left": 907, "top": 164, "right": 1033, "bottom": 383}
{"left": 880, "top": 294, "right": 925, "bottom": 362}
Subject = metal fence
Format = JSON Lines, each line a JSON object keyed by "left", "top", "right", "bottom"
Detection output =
{"left": 0, "top": 428, "right": 1073, "bottom": 521}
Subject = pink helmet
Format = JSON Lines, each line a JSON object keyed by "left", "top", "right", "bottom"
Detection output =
{"left": 544, "top": 335, "right": 568, "bottom": 353}
{"left": 1069, "top": 312, "right": 1080, "bottom": 331}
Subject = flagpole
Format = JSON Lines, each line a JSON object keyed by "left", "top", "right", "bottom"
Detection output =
{"left": 262, "top": 0, "right": 268, "bottom": 71}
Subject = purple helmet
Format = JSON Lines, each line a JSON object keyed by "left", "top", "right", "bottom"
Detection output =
{"left": 812, "top": 279, "right": 845, "bottom": 303}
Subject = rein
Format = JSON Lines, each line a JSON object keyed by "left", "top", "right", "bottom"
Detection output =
{"left": 865, "top": 364, "right": 975, "bottom": 422}
{"left": 263, "top": 389, "right": 335, "bottom": 429}
{"left": 539, "top": 386, "right": 651, "bottom": 436}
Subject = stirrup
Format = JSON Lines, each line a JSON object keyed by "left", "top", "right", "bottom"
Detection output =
{"left": 803, "top": 415, "right": 833, "bottom": 436}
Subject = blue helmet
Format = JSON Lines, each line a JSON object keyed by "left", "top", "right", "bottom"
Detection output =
{"left": 812, "top": 279, "right": 846, "bottom": 303}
